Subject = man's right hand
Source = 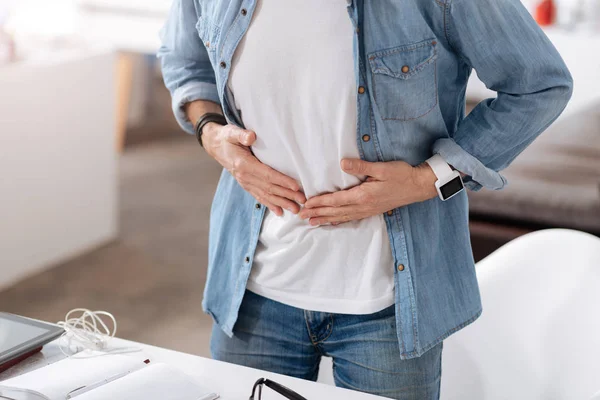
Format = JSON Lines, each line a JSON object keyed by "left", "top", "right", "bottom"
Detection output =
{"left": 202, "top": 122, "right": 306, "bottom": 216}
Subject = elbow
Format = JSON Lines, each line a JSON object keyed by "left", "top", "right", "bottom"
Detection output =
{"left": 555, "top": 66, "right": 574, "bottom": 110}
{"left": 561, "top": 71, "right": 574, "bottom": 106}
{"left": 542, "top": 65, "right": 573, "bottom": 121}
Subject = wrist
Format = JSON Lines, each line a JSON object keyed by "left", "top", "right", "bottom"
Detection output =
{"left": 200, "top": 122, "right": 223, "bottom": 153}
{"left": 413, "top": 163, "right": 438, "bottom": 201}
{"left": 194, "top": 112, "right": 227, "bottom": 149}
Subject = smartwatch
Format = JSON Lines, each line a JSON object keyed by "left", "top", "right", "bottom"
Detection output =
{"left": 425, "top": 154, "right": 465, "bottom": 201}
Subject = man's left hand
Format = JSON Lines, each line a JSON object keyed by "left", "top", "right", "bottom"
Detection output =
{"left": 299, "top": 158, "right": 438, "bottom": 226}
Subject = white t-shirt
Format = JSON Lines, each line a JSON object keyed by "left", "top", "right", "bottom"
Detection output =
{"left": 228, "top": 0, "right": 395, "bottom": 314}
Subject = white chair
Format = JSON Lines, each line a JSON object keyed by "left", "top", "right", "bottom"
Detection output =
{"left": 441, "top": 229, "right": 600, "bottom": 400}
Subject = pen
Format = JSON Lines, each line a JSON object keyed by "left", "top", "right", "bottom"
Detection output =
{"left": 66, "top": 368, "right": 139, "bottom": 399}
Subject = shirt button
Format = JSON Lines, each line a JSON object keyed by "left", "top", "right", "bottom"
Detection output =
{"left": 401, "top": 65, "right": 409, "bottom": 73}
{"left": 397, "top": 264, "right": 405, "bottom": 272}
{"left": 362, "top": 134, "right": 370, "bottom": 142}
{"left": 241, "top": 8, "right": 247, "bottom": 16}
{"left": 386, "top": 210, "right": 393, "bottom": 216}
{"left": 255, "top": 203, "right": 261, "bottom": 209}
{"left": 358, "top": 86, "right": 365, "bottom": 94}
{"left": 220, "top": 61, "right": 227, "bottom": 69}
{"left": 245, "top": 256, "right": 250, "bottom": 263}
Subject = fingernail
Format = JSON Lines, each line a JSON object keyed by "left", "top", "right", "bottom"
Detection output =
{"left": 342, "top": 159, "right": 352, "bottom": 170}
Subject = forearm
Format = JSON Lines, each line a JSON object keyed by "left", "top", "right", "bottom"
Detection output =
{"left": 184, "top": 100, "right": 223, "bottom": 126}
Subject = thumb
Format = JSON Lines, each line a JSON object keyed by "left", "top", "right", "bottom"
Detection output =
{"left": 341, "top": 158, "right": 380, "bottom": 177}
{"left": 227, "top": 128, "right": 256, "bottom": 146}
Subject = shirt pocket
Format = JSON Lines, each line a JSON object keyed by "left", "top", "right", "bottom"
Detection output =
{"left": 368, "top": 39, "right": 438, "bottom": 121}
{"left": 195, "top": 15, "right": 220, "bottom": 59}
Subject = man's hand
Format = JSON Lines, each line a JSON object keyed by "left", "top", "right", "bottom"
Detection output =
{"left": 298, "top": 158, "right": 438, "bottom": 226}
{"left": 202, "top": 122, "right": 306, "bottom": 216}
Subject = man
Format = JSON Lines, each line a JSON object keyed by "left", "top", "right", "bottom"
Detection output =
{"left": 158, "top": 0, "right": 572, "bottom": 398}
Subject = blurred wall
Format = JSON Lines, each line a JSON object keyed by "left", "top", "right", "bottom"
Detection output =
{"left": 0, "top": 51, "right": 118, "bottom": 291}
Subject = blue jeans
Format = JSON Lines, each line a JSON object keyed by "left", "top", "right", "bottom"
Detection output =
{"left": 210, "top": 290, "right": 443, "bottom": 399}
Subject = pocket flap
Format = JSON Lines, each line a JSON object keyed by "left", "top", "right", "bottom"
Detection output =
{"left": 195, "top": 15, "right": 220, "bottom": 49}
{"left": 368, "top": 39, "right": 438, "bottom": 79}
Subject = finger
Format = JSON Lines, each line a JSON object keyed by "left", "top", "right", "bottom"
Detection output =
{"left": 254, "top": 161, "right": 303, "bottom": 193}
{"left": 247, "top": 180, "right": 302, "bottom": 214}
{"left": 309, "top": 211, "right": 365, "bottom": 226}
{"left": 251, "top": 194, "right": 283, "bottom": 217}
{"left": 304, "top": 187, "right": 361, "bottom": 209}
{"left": 299, "top": 206, "right": 347, "bottom": 220}
{"left": 263, "top": 202, "right": 284, "bottom": 217}
{"left": 225, "top": 126, "right": 256, "bottom": 146}
{"left": 244, "top": 174, "right": 306, "bottom": 208}
{"left": 341, "top": 158, "right": 385, "bottom": 178}
{"left": 268, "top": 194, "right": 302, "bottom": 214}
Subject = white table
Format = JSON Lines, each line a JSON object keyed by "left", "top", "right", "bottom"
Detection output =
{"left": 0, "top": 338, "right": 388, "bottom": 400}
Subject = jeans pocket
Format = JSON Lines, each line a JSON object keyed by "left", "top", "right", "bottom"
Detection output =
{"left": 368, "top": 38, "right": 439, "bottom": 121}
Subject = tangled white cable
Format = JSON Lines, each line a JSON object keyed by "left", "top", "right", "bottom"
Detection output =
{"left": 56, "top": 309, "right": 118, "bottom": 355}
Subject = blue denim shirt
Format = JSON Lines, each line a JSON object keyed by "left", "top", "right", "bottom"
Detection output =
{"left": 158, "top": 0, "right": 572, "bottom": 359}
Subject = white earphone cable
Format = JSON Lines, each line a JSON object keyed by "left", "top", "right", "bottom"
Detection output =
{"left": 56, "top": 309, "right": 139, "bottom": 356}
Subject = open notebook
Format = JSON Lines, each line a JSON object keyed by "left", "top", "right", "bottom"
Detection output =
{"left": 0, "top": 351, "right": 218, "bottom": 400}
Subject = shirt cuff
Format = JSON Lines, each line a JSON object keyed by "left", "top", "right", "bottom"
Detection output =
{"left": 172, "top": 81, "right": 221, "bottom": 135}
{"left": 432, "top": 138, "right": 507, "bottom": 192}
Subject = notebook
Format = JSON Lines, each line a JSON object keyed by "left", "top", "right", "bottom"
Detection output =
{"left": 0, "top": 351, "right": 218, "bottom": 400}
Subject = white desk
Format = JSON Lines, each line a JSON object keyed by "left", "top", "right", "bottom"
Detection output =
{"left": 0, "top": 338, "right": 388, "bottom": 400}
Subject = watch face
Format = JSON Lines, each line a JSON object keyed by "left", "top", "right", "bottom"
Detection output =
{"left": 440, "top": 176, "right": 464, "bottom": 200}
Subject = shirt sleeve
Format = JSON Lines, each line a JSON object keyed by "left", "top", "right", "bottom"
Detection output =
{"left": 157, "top": 0, "right": 221, "bottom": 135}
{"left": 433, "top": 0, "right": 573, "bottom": 191}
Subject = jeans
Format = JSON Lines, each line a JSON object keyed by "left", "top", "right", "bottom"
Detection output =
{"left": 210, "top": 290, "right": 443, "bottom": 399}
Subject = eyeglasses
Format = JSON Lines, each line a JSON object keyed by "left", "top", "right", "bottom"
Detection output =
{"left": 249, "top": 378, "right": 308, "bottom": 400}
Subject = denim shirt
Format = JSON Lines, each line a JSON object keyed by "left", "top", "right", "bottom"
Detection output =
{"left": 158, "top": 0, "right": 572, "bottom": 359}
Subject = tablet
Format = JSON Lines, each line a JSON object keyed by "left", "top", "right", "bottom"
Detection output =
{"left": 0, "top": 312, "right": 64, "bottom": 372}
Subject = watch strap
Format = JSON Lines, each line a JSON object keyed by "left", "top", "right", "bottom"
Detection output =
{"left": 194, "top": 113, "right": 227, "bottom": 148}
{"left": 425, "top": 154, "right": 453, "bottom": 181}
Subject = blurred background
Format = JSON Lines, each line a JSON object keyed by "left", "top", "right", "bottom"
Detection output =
{"left": 0, "top": 0, "right": 599, "bottom": 358}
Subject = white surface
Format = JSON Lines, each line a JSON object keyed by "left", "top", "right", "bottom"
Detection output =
{"left": 127, "top": 339, "right": 388, "bottom": 400}
{"left": 0, "top": 49, "right": 118, "bottom": 291}
{"left": 466, "top": 30, "right": 600, "bottom": 119}
{"left": 231, "top": 0, "right": 394, "bottom": 315}
{"left": 0, "top": 339, "right": 388, "bottom": 400}
{"left": 76, "top": 363, "right": 217, "bottom": 400}
{"left": 440, "top": 229, "right": 600, "bottom": 400}
{"left": 76, "top": 0, "right": 170, "bottom": 54}
{"left": 0, "top": 351, "right": 147, "bottom": 400}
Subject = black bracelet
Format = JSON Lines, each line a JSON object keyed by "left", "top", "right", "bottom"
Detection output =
{"left": 194, "top": 113, "right": 227, "bottom": 147}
